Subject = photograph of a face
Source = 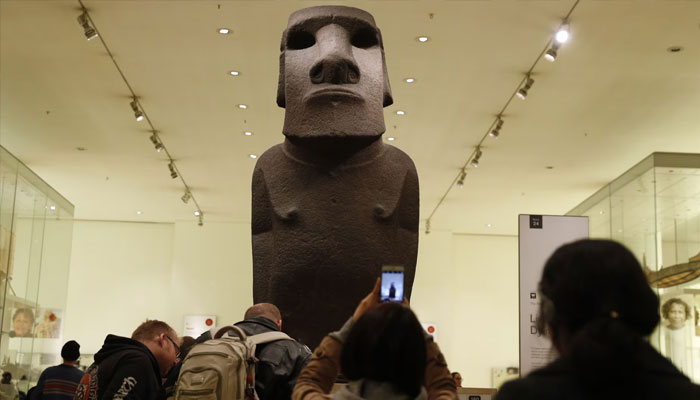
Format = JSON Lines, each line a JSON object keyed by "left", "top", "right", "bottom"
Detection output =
{"left": 381, "top": 269, "right": 404, "bottom": 302}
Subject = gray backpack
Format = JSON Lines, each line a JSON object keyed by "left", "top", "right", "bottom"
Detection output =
{"left": 175, "top": 325, "right": 291, "bottom": 400}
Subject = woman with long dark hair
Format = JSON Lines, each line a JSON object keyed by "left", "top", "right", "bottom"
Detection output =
{"left": 496, "top": 239, "right": 700, "bottom": 399}
{"left": 293, "top": 279, "right": 457, "bottom": 400}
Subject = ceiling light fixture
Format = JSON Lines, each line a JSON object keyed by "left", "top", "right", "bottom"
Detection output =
{"left": 149, "top": 133, "right": 164, "bottom": 152}
{"left": 130, "top": 98, "right": 145, "bottom": 122}
{"left": 516, "top": 76, "right": 535, "bottom": 100}
{"left": 425, "top": 219, "right": 431, "bottom": 234}
{"left": 405, "top": 78, "right": 415, "bottom": 83}
{"left": 396, "top": 110, "right": 405, "bottom": 115}
{"left": 181, "top": 190, "right": 191, "bottom": 204}
{"left": 555, "top": 22, "right": 570, "bottom": 44}
{"left": 136, "top": 210, "right": 142, "bottom": 215}
{"left": 238, "top": 104, "right": 248, "bottom": 109}
{"left": 218, "top": 28, "right": 231, "bottom": 34}
{"left": 194, "top": 211, "right": 201, "bottom": 217}
{"left": 229, "top": 71, "right": 240, "bottom": 76}
{"left": 249, "top": 154, "right": 258, "bottom": 159}
{"left": 168, "top": 162, "right": 178, "bottom": 179}
{"left": 387, "top": 137, "right": 395, "bottom": 141}
{"left": 456, "top": 168, "right": 467, "bottom": 187}
{"left": 417, "top": 36, "right": 430, "bottom": 43}
{"left": 244, "top": 131, "right": 253, "bottom": 136}
{"left": 198, "top": 213, "right": 204, "bottom": 226}
{"left": 77, "top": 12, "right": 98, "bottom": 41}
{"left": 544, "top": 42, "right": 560, "bottom": 62}
{"left": 489, "top": 116, "right": 504, "bottom": 138}
{"left": 49, "top": 205, "right": 56, "bottom": 211}
{"left": 470, "top": 148, "right": 483, "bottom": 168}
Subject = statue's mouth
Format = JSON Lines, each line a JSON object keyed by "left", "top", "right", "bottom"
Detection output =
{"left": 304, "top": 87, "right": 364, "bottom": 103}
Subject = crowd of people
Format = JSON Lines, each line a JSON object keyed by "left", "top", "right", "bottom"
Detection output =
{"left": 7, "top": 239, "right": 700, "bottom": 400}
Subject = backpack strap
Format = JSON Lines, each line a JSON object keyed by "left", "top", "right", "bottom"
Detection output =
{"left": 249, "top": 331, "right": 292, "bottom": 345}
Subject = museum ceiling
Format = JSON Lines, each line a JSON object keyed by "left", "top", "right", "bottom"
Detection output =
{"left": 1, "top": 0, "right": 698, "bottom": 236}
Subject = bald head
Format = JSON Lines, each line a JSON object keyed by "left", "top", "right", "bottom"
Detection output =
{"left": 245, "top": 303, "right": 282, "bottom": 324}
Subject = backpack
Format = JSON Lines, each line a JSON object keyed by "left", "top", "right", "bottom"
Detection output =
{"left": 175, "top": 325, "right": 291, "bottom": 400}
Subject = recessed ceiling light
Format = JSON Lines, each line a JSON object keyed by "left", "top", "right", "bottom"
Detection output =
{"left": 238, "top": 104, "right": 248, "bottom": 109}
{"left": 404, "top": 78, "right": 415, "bottom": 83}
{"left": 417, "top": 36, "right": 429, "bottom": 43}
{"left": 49, "top": 205, "right": 56, "bottom": 211}
{"left": 249, "top": 154, "right": 258, "bottom": 159}
{"left": 396, "top": 110, "right": 405, "bottom": 115}
{"left": 599, "top": 211, "right": 605, "bottom": 215}
{"left": 487, "top": 223, "right": 492, "bottom": 228}
{"left": 617, "top": 229, "right": 623, "bottom": 233}
{"left": 229, "top": 71, "right": 240, "bottom": 76}
{"left": 218, "top": 28, "right": 231, "bottom": 34}
{"left": 194, "top": 211, "right": 201, "bottom": 216}
{"left": 244, "top": 131, "right": 253, "bottom": 136}
{"left": 387, "top": 137, "right": 395, "bottom": 141}
{"left": 136, "top": 210, "right": 142, "bottom": 215}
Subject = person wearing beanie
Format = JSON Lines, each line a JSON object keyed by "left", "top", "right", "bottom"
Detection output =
{"left": 30, "top": 340, "right": 84, "bottom": 400}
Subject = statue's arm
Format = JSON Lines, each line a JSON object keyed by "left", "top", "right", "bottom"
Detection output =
{"left": 252, "top": 165, "right": 274, "bottom": 303}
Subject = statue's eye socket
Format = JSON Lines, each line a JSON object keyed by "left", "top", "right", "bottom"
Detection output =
{"left": 287, "top": 31, "right": 316, "bottom": 50}
{"left": 351, "top": 28, "right": 378, "bottom": 49}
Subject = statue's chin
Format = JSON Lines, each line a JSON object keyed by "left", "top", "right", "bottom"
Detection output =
{"left": 282, "top": 102, "right": 385, "bottom": 139}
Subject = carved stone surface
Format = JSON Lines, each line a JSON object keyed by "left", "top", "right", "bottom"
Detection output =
{"left": 252, "top": 5, "right": 419, "bottom": 348}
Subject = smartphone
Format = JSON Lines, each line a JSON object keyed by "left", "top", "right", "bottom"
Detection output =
{"left": 380, "top": 265, "right": 404, "bottom": 302}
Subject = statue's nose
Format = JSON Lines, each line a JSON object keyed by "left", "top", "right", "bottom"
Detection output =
{"left": 310, "top": 24, "right": 360, "bottom": 84}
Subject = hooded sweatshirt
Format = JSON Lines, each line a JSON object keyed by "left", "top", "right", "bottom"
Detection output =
{"left": 74, "top": 335, "right": 161, "bottom": 400}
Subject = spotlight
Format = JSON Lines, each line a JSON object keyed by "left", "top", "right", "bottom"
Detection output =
{"left": 198, "top": 213, "right": 204, "bottom": 226}
{"left": 555, "top": 23, "right": 570, "bottom": 44}
{"left": 194, "top": 211, "right": 201, "bottom": 216}
{"left": 168, "top": 162, "right": 178, "bottom": 179}
{"left": 77, "top": 12, "right": 98, "bottom": 40}
{"left": 425, "top": 219, "right": 431, "bottom": 234}
{"left": 130, "top": 98, "right": 144, "bottom": 122}
{"left": 489, "top": 116, "right": 504, "bottom": 138}
{"left": 181, "top": 190, "right": 191, "bottom": 204}
{"left": 516, "top": 77, "right": 535, "bottom": 100}
{"left": 470, "top": 148, "right": 482, "bottom": 168}
{"left": 149, "top": 133, "right": 164, "bottom": 152}
{"left": 544, "top": 42, "right": 560, "bottom": 62}
{"left": 456, "top": 168, "right": 467, "bottom": 187}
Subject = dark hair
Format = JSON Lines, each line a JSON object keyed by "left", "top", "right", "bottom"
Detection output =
{"left": 661, "top": 298, "right": 691, "bottom": 321}
{"left": 537, "top": 239, "right": 660, "bottom": 393}
{"left": 341, "top": 303, "right": 426, "bottom": 397}
{"left": 131, "top": 320, "right": 176, "bottom": 342}
{"left": 61, "top": 340, "right": 81, "bottom": 362}
{"left": 244, "top": 303, "right": 281, "bottom": 322}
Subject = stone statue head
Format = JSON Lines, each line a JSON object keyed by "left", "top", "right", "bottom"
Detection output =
{"left": 277, "top": 6, "right": 393, "bottom": 139}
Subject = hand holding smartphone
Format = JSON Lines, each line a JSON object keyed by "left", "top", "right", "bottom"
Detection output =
{"left": 380, "top": 265, "right": 404, "bottom": 302}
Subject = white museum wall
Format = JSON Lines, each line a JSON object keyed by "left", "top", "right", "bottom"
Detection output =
{"left": 64, "top": 220, "right": 520, "bottom": 388}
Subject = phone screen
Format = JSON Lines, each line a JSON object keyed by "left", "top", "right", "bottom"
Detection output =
{"left": 380, "top": 266, "right": 404, "bottom": 302}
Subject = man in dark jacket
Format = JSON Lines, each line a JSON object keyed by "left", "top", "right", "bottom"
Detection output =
{"left": 195, "top": 304, "right": 311, "bottom": 400}
{"left": 31, "top": 340, "right": 84, "bottom": 400}
{"left": 74, "top": 320, "right": 179, "bottom": 400}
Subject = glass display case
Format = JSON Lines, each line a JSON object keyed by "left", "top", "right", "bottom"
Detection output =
{"left": 568, "top": 152, "right": 700, "bottom": 382}
{"left": 0, "top": 146, "right": 74, "bottom": 393}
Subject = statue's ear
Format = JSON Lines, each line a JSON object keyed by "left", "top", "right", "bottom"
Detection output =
{"left": 276, "top": 52, "right": 286, "bottom": 108}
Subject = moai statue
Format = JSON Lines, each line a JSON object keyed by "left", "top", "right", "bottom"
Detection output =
{"left": 251, "top": 5, "right": 419, "bottom": 348}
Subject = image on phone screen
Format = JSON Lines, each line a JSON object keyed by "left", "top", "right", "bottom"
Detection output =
{"left": 381, "top": 267, "right": 404, "bottom": 302}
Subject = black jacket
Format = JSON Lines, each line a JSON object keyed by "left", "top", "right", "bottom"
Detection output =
{"left": 75, "top": 335, "right": 161, "bottom": 400}
{"left": 193, "top": 316, "right": 312, "bottom": 400}
{"left": 495, "top": 342, "right": 700, "bottom": 400}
